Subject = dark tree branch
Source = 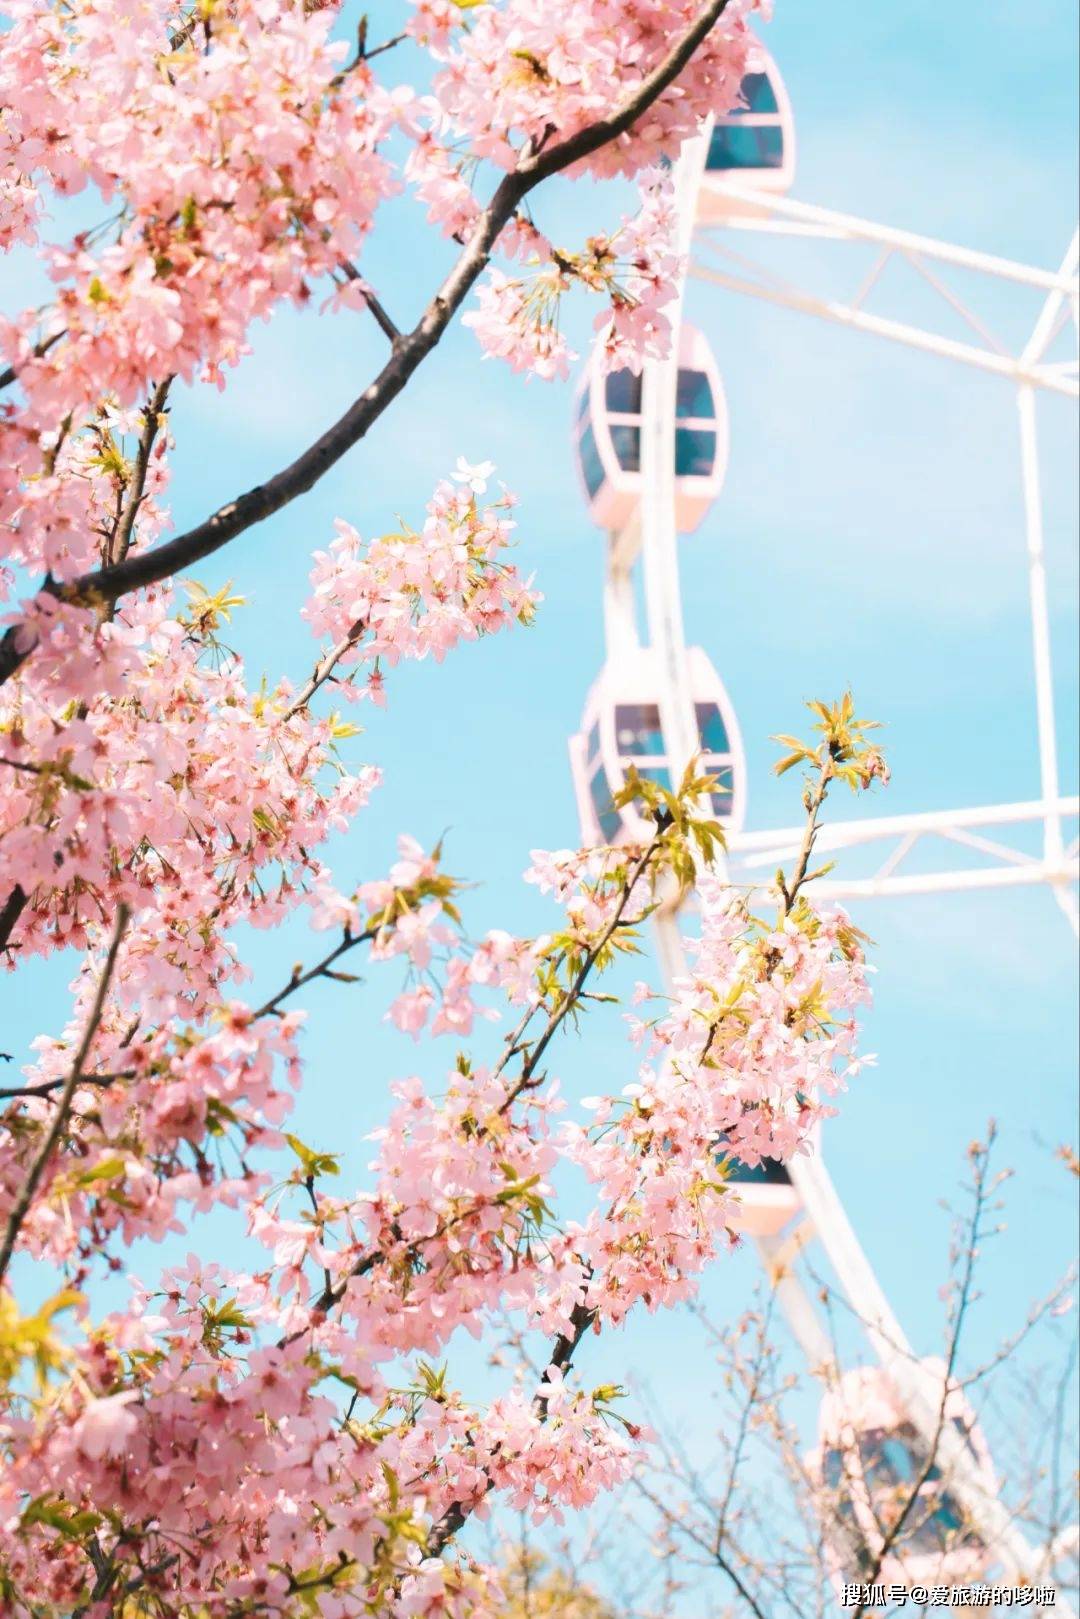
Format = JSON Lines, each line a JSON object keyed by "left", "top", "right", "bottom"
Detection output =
{"left": 0, "top": 886, "right": 27, "bottom": 954}
{"left": 250, "top": 919, "right": 379, "bottom": 1020}
{"left": 424, "top": 1299, "right": 597, "bottom": 1556}
{"left": 282, "top": 616, "right": 366, "bottom": 720}
{"left": 0, "top": 0, "right": 732, "bottom": 688}
{"left": 0, "top": 328, "right": 66, "bottom": 393}
{"left": 337, "top": 261, "right": 401, "bottom": 343}
{"left": 107, "top": 377, "right": 173, "bottom": 569}
{"left": 0, "top": 1070, "right": 133, "bottom": 1102}
{"left": 0, "top": 904, "right": 129, "bottom": 1284}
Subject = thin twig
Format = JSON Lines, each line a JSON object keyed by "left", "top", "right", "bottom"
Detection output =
{"left": 850, "top": 1132, "right": 996, "bottom": 1616}
{"left": 0, "top": 328, "right": 66, "bottom": 393}
{"left": 251, "top": 921, "right": 378, "bottom": 1020}
{"left": 282, "top": 617, "right": 366, "bottom": 721}
{"left": 337, "top": 262, "right": 402, "bottom": 344}
{"left": 715, "top": 1292, "right": 777, "bottom": 1553}
{"left": 0, "top": 905, "right": 129, "bottom": 1284}
{"left": 107, "top": 378, "right": 173, "bottom": 569}
{"left": 363, "top": 30, "right": 407, "bottom": 62}
{"left": 497, "top": 829, "right": 664, "bottom": 1113}
{"left": 778, "top": 757, "right": 833, "bottom": 919}
{"left": 0, "top": 918, "right": 379, "bottom": 1131}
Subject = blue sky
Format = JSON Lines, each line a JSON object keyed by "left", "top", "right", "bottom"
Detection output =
{"left": 3, "top": 0, "right": 1078, "bottom": 1598}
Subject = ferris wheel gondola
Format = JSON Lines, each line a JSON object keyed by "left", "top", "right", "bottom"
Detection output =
{"left": 573, "top": 323, "right": 728, "bottom": 535}
{"left": 697, "top": 49, "right": 796, "bottom": 225}
{"left": 715, "top": 1140, "right": 801, "bottom": 1237}
{"left": 812, "top": 1361, "right": 998, "bottom": 1584}
{"left": 568, "top": 645, "right": 746, "bottom": 844}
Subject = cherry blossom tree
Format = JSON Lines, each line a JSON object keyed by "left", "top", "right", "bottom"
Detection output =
{"left": 0, "top": 0, "right": 892, "bottom": 1610}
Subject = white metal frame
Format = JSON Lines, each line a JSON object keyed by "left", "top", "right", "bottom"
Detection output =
{"left": 689, "top": 211, "right": 1080, "bottom": 936}
{"left": 732, "top": 797, "right": 1080, "bottom": 901}
{"left": 693, "top": 196, "right": 1079, "bottom": 397}
{"left": 573, "top": 102, "right": 1079, "bottom": 1603}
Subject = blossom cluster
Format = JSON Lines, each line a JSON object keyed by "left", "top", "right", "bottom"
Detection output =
{"left": 0, "top": 0, "right": 761, "bottom": 614}
{"left": 0, "top": 458, "right": 534, "bottom": 1293}
{"left": 0, "top": 0, "right": 399, "bottom": 425}
{"left": 0, "top": 0, "right": 866, "bottom": 1610}
{"left": 433, "top": 0, "right": 756, "bottom": 181}
{"left": 0, "top": 778, "right": 873, "bottom": 1612}
{"left": 301, "top": 461, "right": 538, "bottom": 689}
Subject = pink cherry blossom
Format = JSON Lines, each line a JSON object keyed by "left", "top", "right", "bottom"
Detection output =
{"left": 72, "top": 1390, "right": 140, "bottom": 1461}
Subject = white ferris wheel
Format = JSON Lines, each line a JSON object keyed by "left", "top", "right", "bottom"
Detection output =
{"left": 565, "top": 41, "right": 1079, "bottom": 1605}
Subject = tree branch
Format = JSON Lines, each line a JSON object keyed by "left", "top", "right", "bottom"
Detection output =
{"left": 0, "top": 1069, "right": 133, "bottom": 1102}
{"left": 282, "top": 616, "right": 366, "bottom": 721}
{"left": 250, "top": 918, "right": 379, "bottom": 1020}
{"left": 514, "top": 0, "right": 730, "bottom": 188}
{"left": 777, "top": 758, "right": 832, "bottom": 919}
{"left": 497, "top": 828, "right": 664, "bottom": 1112}
{"left": 850, "top": 1132, "right": 995, "bottom": 1617}
{"left": 277, "top": 837, "right": 666, "bottom": 1354}
{"left": 107, "top": 377, "right": 173, "bottom": 569}
{"left": 424, "top": 1298, "right": 597, "bottom": 1556}
{"left": 337, "top": 261, "right": 401, "bottom": 344}
{"left": 0, "top": 886, "right": 27, "bottom": 956}
{"left": 0, "top": 904, "right": 129, "bottom": 1284}
{"left": 0, "top": 0, "right": 733, "bottom": 688}
{"left": 0, "top": 919, "right": 377, "bottom": 1144}
{"left": 632, "top": 1473, "right": 773, "bottom": 1619}
{"left": 0, "top": 328, "right": 66, "bottom": 393}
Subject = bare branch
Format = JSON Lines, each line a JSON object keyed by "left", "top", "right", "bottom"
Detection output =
{"left": 851, "top": 1130, "right": 998, "bottom": 1617}
{"left": 250, "top": 919, "right": 379, "bottom": 1020}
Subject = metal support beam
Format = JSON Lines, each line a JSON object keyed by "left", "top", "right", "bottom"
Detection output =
{"left": 690, "top": 258, "right": 1078, "bottom": 396}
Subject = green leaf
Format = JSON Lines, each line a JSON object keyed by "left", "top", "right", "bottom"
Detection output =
{"left": 22, "top": 1496, "right": 103, "bottom": 1539}
{"left": 73, "top": 1156, "right": 126, "bottom": 1187}
{"left": 284, "top": 1133, "right": 340, "bottom": 1178}
{"left": 381, "top": 1459, "right": 400, "bottom": 1510}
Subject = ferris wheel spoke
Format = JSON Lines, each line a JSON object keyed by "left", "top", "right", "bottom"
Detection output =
{"left": 690, "top": 257, "right": 1079, "bottom": 395}
{"left": 730, "top": 797, "right": 1080, "bottom": 899}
